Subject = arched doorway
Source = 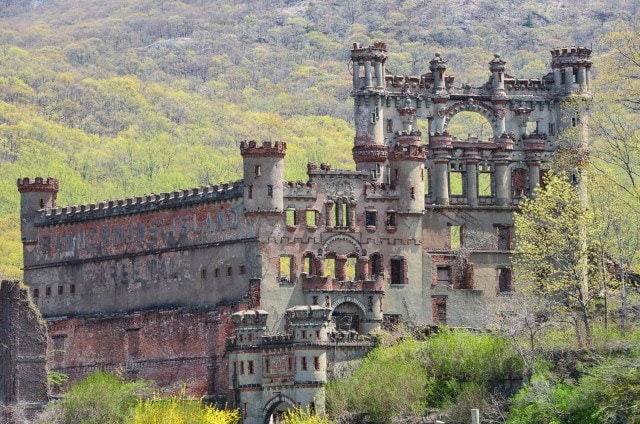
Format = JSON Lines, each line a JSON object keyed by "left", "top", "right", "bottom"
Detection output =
{"left": 332, "top": 301, "right": 365, "bottom": 333}
{"left": 264, "top": 396, "right": 295, "bottom": 424}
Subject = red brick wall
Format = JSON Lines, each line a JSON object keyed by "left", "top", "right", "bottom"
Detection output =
{"left": 48, "top": 301, "right": 250, "bottom": 397}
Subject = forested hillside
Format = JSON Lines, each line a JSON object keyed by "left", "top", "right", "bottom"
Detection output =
{"left": 0, "top": 0, "right": 639, "bottom": 278}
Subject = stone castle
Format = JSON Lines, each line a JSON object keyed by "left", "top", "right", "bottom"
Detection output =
{"left": 15, "top": 43, "right": 591, "bottom": 422}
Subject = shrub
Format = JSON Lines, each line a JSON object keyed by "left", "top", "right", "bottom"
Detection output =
{"left": 133, "top": 393, "right": 240, "bottom": 424}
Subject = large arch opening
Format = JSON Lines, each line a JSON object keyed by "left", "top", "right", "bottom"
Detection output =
{"left": 332, "top": 301, "right": 365, "bottom": 333}
{"left": 445, "top": 111, "right": 494, "bottom": 141}
{"left": 264, "top": 397, "right": 295, "bottom": 424}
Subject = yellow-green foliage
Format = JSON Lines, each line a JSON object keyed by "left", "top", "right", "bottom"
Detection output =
{"left": 134, "top": 394, "right": 240, "bottom": 424}
{"left": 281, "top": 407, "right": 333, "bottom": 424}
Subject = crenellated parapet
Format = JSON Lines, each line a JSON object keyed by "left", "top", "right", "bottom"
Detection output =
{"left": 17, "top": 177, "right": 59, "bottom": 194}
{"left": 388, "top": 143, "right": 428, "bottom": 161}
{"left": 35, "top": 181, "right": 244, "bottom": 226}
{"left": 240, "top": 140, "right": 286, "bottom": 158}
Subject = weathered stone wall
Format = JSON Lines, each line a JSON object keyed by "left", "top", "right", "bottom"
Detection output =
{"left": 0, "top": 280, "right": 48, "bottom": 416}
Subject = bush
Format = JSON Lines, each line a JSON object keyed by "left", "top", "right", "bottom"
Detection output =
{"left": 133, "top": 393, "right": 240, "bottom": 424}
{"left": 50, "top": 371, "right": 152, "bottom": 424}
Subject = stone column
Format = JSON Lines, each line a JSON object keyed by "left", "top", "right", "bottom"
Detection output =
{"left": 352, "top": 62, "right": 360, "bottom": 89}
{"left": 375, "top": 60, "right": 384, "bottom": 88}
{"left": 466, "top": 149, "right": 480, "bottom": 207}
{"left": 553, "top": 68, "right": 562, "bottom": 92}
{"left": 325, "top": 201, "right": 334, "bottom": 228}
{"left": 364, "top": 60, "right": 372, "bottom": 88}
{"left": 565, "top": 67, "right": 574, "bottom": 93}
{"left": 429, "top": 133, "right": 453, "bottom": 205}
{"left": 336, "top": 256, "right": 347, "bottom": 281}
{"left": 358, "top": 257, "right": 369, "bottom": 281}
{"left": 495, "top": 135, "right": 514, "bottom": 206}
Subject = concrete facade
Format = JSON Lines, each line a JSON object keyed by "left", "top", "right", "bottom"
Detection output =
{"left": 18, "top": 44, "right": 591, "bottom": 421}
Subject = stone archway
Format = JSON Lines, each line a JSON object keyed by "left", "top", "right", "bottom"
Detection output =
{"left": 331, "top": 298, "right": 367, "bottom": 333}
{"left": 263, "top": 394, "right": 296, "bottom": 424}
{"left": 441, "top": 99, "right": 500, "bottom": 137}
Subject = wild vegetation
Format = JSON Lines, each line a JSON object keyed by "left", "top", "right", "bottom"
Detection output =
{"left": 2, "top": 1, "right": 640, "bottom": 423}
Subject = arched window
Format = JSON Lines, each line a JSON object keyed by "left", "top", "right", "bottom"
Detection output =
{"left": 303, "top": 252, "right": 315, "bottom": 275}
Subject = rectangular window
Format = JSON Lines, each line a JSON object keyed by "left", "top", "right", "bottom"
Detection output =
{"left": 437, "top": 267, "right": 450, "bottom": 286}
{"left": 279, "top": 255, "right": 292, "bottom": 283}
{"left": 248, "top": 185, "right": 253, "bottom": 199}
{"left": 214, "top": 268, "right": 220, "bottom": 277}
{"left": 365, "top": 210, "right": 377, "bottom": 227}
{"left": 33, "top": 288, "right": 39, "bottom": 298}
{"left": 264, "top": 358, "right": 270, "bottom": 374}
{"left": 390, "top": 257, "right": 405, "bottom": 285}
{"left": 240, "top": 361, "right": 245, "bottom": 375}
{"left": 239, "top": 265, "right": 246, "bottom": 275}
{"left": 549, "top": 123, "right": 556, "bottom": 136}
{"left": 386, "top": 118, "right": 393, "bottom": 133}
{"left": 46, "top": 286, "right": 51, "bottom": 296}
{"left": 267, "top": 185, "right": 273, "bottom": 197}
{"left": 227, "top": 266, "right": 232, "bottom": 276}
{"left": 306, "top": 210, "right": 317, "bottom": 227}
{"left": 255, "top": 165, "right": 261, "bottom": 177}
{"left": 385, "top": 211, "right": 396, "bottom": 227}
{"left": 449, "top": 166, "right": 464, "bottom": 196}
{"left": 450, "top": 225, "right": 462, "bottom": 249}
{"left": 58, "top": 285, "right": 64, "bottom": 295}
{"left": 478, "top": 164, "right": 493, "bottom": 197}
{"left": 498, "top": 268, "right": 513, "bottom": 293}
{"left": 314, "top": 356, "right": 320, "bottom": 371}
{"left": 70, "top": 284, "right": 75, "bottom": 295}
{"left": 495, "top": 225, "right": 512, "bottom": 250}
{"left": 437, "top": 302, "right": 447, "bottom": 324}
{"left": 201, "top": 268, "right": 207, "bottom": 279}
{"left": 301, "top": 356, "right": 307, "bottom": 371}
{"left": 424, "top": 167, "right": 430, "bottom": 195}
{"left": 324, "top": 257, "right": 336, "bottom": 278}
{"left": 301, "top": 330, "right": 307, "bottom": 339}
{"left": 248, "top": 360, "right": 254, "bottom": 375}
{"left": 286, "top": 208, "right": 297, "bottom": 226}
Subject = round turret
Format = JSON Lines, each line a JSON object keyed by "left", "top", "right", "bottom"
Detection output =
{"left": 240, "top": 141, "right": 286, "bottom": 213}
{"left": 550, "top": 47, "right": 592, "bottom": 95}
{"left": 17, "top": 177, "right": 59, "bottom": 244}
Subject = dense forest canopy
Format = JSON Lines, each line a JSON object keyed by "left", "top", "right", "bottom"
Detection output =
{"left": 0, "top": 0, "right": 639, "bottom": 278}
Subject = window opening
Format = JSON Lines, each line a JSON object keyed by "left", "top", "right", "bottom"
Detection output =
{"left": 498, "top": 268, "right": 513, "bottom": 292}
{"left": 33, "top": 288, "right": 39, "bottom": 298}
{"left": 365, "top": 210, "right": 377, "bottom": 227}
{"left": 306, "top": 210, "right": 317, "bottom": 227}
{"left": 279, "top": 256, "right": 292, "bottom": 283}
{"left": 449, "top": 163, "right": 465, "bottom": 196}
{"left": 255, "top": 165, "right": 261, "bottom": 177}
{"left": 495, "top": 225, "right": 513, "bottom": 250}
{"left": 371, "top": 254, "right": 383, "bottom": 276}
{"left": 201, "top": 268, "right": 207, "bottom": 279}
{"left": 390, "top": 257, "right": 405, "bottom": 285}
{"left": 478, "top": 163, "right": 493, "bottom": 197}
{"left": 385, "top": 211, "right": 396, "bottom": 227}
{"left": 286, "top": 208, "right": 297, "bottom": 226}
{"left": 46, "top": 286, "right": 51, "bottom": 296}
{"left": 450, "top": 225, "right": 462, "bottom": 249}
{"left": 301, "top": 356, "right": 307, "bottom": 371}
{"left": 437, "top": 267, "right": 450, "bottom": 286}
{"left": 324, "top": 256, "right": 336, "bottom": 279}
{"left": 314, "top": 356, "right": 320, "bottom": 371}
{"left": 267, "top": 185, "right": 273, "bottom": 197}
{"left": 346, "top": 256, "right": 357, "bottom": 281}
{"left": 58, "top": 285, "right": 64, "bottom": 295}
{"left": 387, "top": 119, "right": 393, "bottom": 133}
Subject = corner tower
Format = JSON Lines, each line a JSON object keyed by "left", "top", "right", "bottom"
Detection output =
{"left": 351, "top": 42, "right": 388, "bottom": 182}
{"left": 240, "top": 141, "right": 286, "bottom": 213}
{"left": 17, "top": 177, "right": 58, "bottom": 254}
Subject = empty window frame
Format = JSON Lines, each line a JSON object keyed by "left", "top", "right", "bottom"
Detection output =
{"left": 449, "top": 225, "right": 463, "bottom": 250}
{"left": 305, "top": 209, "right": 318, "bottom": 227}
{"left": 436, "top": 267, "right": 450, "bottom": 286}
{"left": 385, "top": 211, "right": 397, "bottom": 227}
{"left": 478, "top": 163, "right": 493, "bottom": 197}
{"left": 279, "top": 255, "right": 293, "bottom": 283}
{"left": 324, "top": 255, "right": 336, "bottom": 279}
{"left": 346, "top": 256, "right": 357, "bottom": 281}
{"left": 365, "top": 210, "right": 377, "bottom": 227}
{"left": 498, "top": 268, "right": 513, "bottom": 293}
{"left": 495, "top": 225, "right": 513, "bottom": 250}
{"left": 449, "top": 162, "right": 465, "bottom": 196}
{"left": 390, "top": 256, "right": 405, "bottom": 285}
{"left": 370, "top": 253, "right": 383, "bottom": 276}
{"left": 286, "top": 208, "right": 297, "bottom": 226}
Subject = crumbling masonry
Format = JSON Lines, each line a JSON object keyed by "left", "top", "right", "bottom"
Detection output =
{"left": 18, "top": 44, "right": 591, "bottom": 422}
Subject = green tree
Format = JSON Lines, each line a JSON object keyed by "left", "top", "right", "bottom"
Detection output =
{"left": 513, "top": 172, "right": 597, "bottom": 347}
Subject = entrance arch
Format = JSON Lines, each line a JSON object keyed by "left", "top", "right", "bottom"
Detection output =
{"left": 331, "top": 298, "right": 366, "bottom": 333}
{"left": 445, "top": 111, "right": 494, "bottom": 141}
{"left": 263, "top": 394, "right": 296, "bottom": 424}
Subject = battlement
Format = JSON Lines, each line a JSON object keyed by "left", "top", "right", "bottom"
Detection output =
{"left": 35, "top": 181, "right": 244, "bottom": 226}
{"left": 350, "top": 41, "right": 387, "bottom": 62}
{"left": 284, "top": 180, "right": 316, "bottom": 198}
{"left": 388, "top": 143, "right": 428, "bottom": 161}
{"left": 550, "top": 46, "right": 592, "bottom": 61}
{"left": 17, "top": 177, "right": 59, "bottom": 193}
{"left": 231, "top": 309, "right": 269, "bottom": 327}
{"left": 239, "top": 140, "right": 286, "bottom": 157}
{"left": 307, "top": 163, "right": 369, "bottom": 179}
{"left": 286, "top": 305, "right": 332, "bottom": 323}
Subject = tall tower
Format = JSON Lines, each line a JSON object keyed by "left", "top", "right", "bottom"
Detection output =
{"left": 388, "top": 98, "right": 427, "bottom": 213}
{"left": 351, "top": 42, "right": 388, "bottom": 182}
{"left": 17, "top": 177, "right": 58, "bottom": 265}
{"left": 240, "top": 141, "right": 286, "bottom": 213}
